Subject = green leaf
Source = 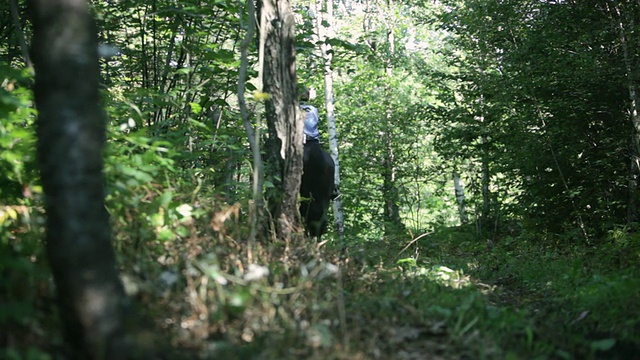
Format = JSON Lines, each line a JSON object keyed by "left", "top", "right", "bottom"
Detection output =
{"left": 189, "top": 102, "right": 202, "bottom": 115}
{"left": 157, "top": 228, "right": 175, "bottom": 242}
{"left": 158, "top": 191, "right": 173, "bottom": 207}
{"left": 590, "top": 338, "right": 616, "bottom": 352}
{"left": 176, "top": 67, "right": 193, "bottom": 75}
{"left": 150, "top": 212, "right": 164, "bottom": 227}
{"left": 176, "top": 226, "right": 190, "bottom": 237}
{"left": 396, "top": 258, "right": 417, "bottom": 267}
{"left": 176, "top": 204, "right": 193, "bottom": 218}
{"left": 188, "top": 119, "right": 211, "bottom": 131}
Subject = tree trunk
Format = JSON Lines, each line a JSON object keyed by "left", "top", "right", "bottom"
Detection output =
{"left": 453, "top": 169, "right": 469, "bottom": 224}
{"left": 29, "top": 0, "right": 132, "bottom": 358}
{"left": 476, "top": 93, "right": 491, "bottom": 235}
{"left": 259, "top": 0, "right": 304, "bottom": 242}
{"left": 609, "top": 1, "right": 640, "bottom": 225}
{"left": 382, "top": 138, "right": 405, "bottom": 235}
{"left": 316, "top": 0, "right": 345, "bottom": 250}
{"left": 238, "top": 0, "right": 263, "bottom": 244}
{"left": 381, "top": 0, "right": 405, "bottom": 236}
{"left": 480, "top": 140, "right": 491, "bottom": 230}
{"left": 10, "top": 0, "right": 32, "bottom": 69}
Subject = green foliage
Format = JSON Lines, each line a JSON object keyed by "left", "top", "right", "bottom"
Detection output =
{"left": 431, "top": 0, "right": 634, "bottom": 236}
{"left": 349, "top": 225, "right": 640, "bottom": 359}
{"left": 335, "top": 60, "right": 454, "bottom": 238}
{"left": 104, "top": 130, "right": 181, "bottom": 246}
{"left": 0, "top": 348, "right": 52, "bottom": 360}
{"left": 457, "top": 228, "right": 640, "bottom": 358}
{"left": 0, "top": 65, "right": 37, "bottom": 202}
{"left": 0, "top": 200, "right": 54, "bottom": 359}
{"left": 0, "top": 63, "right": 55, "bottom": 357}
{"left": 4, "top": 0, "right": 640, "bottom": 358}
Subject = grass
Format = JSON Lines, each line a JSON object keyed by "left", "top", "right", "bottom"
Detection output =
{"left": 406, "top": 226, "right": 640, "bottom": 359}
{"left": 2, "top": 201, "right": 640, "bottom": 359}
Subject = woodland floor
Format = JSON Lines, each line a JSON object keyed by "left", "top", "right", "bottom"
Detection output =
{"left": 139, "top": 225, "right": 640, "bottom": 360}
{"left": 374, "top": 227, "right": 640, "bottom": 360}
{"left": 3, "top": 224, "right": 640, "bottom": 360}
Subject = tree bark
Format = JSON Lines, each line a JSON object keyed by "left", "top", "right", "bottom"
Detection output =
{"left": 316, "top": 0, "right": 345, "bottom": 250}
{"left": 453, "top": 169, "right": 469, "bottom": 224}
{"left": 29, "top": 0, "right": 132, "bottom": 358}
{"left": 380, "top": 0, "right": 405, "bottom": 236}
{"left": 238, "top": 0, "right": 264, "bottom": 244}
{"left": 476, "top": 93, "right": 491, "bottom": 235}
{"left": 10, "top": 0, "right": 32, "bottom": 69}
{"left": 480, "top": 137, "right": 491, "bottom": 230}
{"left": 259, "top": 0, "right": 304, "bottom": 241}
{"left": 608, "top": 1, "right": 640, "bottom": 225}
{"left": 382, "top": 138, "right": 405, "bottom": 235}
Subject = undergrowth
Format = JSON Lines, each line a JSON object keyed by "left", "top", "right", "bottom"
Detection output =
{"left": 401, "top": 226, "right": 640, "bottom": 360}
{"left": 3, "top": 191, "right": 640, "bottom": 360}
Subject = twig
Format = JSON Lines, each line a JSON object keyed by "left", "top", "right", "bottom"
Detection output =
{"left": 395, "top": 232, "right": 433, "bottom": 261}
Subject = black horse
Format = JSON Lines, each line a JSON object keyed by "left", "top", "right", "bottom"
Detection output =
{"left": 300, "top": 139, "right": 335, "bottom": 237}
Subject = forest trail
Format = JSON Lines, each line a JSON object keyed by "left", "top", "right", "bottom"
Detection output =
{"left": 330, "top": 229, "right": 640, "bottom": 360}
{"left": 125, "top": 226, "right": 640, "bottom": 360}
{"left": 3, "top": 219, "right": 640, "bottom": 359}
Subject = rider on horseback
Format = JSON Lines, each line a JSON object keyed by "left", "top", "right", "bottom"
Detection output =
{"left": 298, "top": 86, "right": 338, "bottom": 236}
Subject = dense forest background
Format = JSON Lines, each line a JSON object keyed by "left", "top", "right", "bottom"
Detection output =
{"left": 2, "top": 0, "right": 640, "bottom": 359}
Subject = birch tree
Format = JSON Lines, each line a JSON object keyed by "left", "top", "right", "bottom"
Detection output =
{"left": 605, "top": 1, "right": 640, "bottom": 225}
{"left": 453, "top": 169, "right": 469, "bottom": 224}
{"left": 315, "top": 0, "right": 345, "bottom": 249}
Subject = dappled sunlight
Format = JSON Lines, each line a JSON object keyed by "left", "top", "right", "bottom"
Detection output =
{"left": 395, "top": 255, "right": 496, "bottom": 295}
{"left": 399, "top": 260, "right": 473, "bottom": 289}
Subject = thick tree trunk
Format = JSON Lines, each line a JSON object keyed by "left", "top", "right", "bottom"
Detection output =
{"left": 30, "top": 0, "right": 132, "bottom": 358}
{"left": 260, "top": 0, "right": 304, "bottom": 241}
